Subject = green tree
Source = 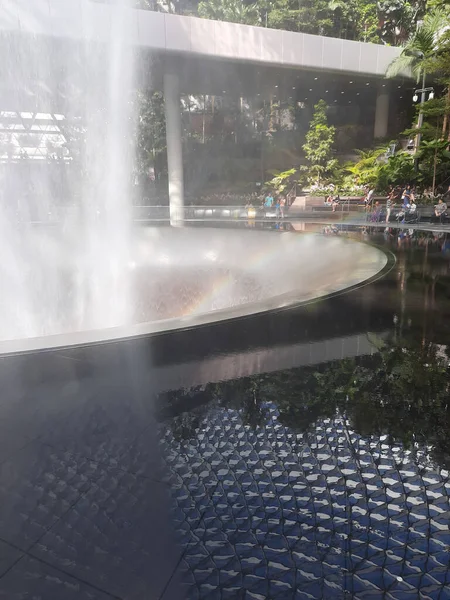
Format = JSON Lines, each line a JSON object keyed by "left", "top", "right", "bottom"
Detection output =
{"left": 266, "top": 0, "right": 333, "bottom": 35}
{"left": 328, "top": 0, "right": 378, "bottom": 42}
{"left": 266, "top": 167, "right": 297, "bottom": 193}
{"left": 386, "top": 9, "right": 450, "bottom": 176}
{"left": 422, "top": 29, "right": 450, "bottom": 141}
{"left": 344, "top": 146, "right": 387, "bottom": 187}
{"left": 378, "top": 151, "right": 416, "bottom": 187}
{"left": 377, "top": 0, "right": 427, "bottom": 46}
{"left": 386, "top": 8, "right": 449, "bottom": 82}
{"left": 302, "top": 99, "right": 336, "bottom": 186}
{"left": 198, "top": 0, "right": 260, "bottom": 24}
{"left": 134, "top": 90, "right": 167, "bottom": 179}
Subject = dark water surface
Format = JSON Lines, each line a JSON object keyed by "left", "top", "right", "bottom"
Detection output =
{"left": 157, "top": 225, "right": 450, "bottom": 600}
{"left": 0, "top": 224, "right": 449, "bottom": 600}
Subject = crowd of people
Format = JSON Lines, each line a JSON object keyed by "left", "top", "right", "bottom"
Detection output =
{"left": 364, "top": 184, "right": 450, "bottom": 224}
{"left": 261, "top": 192, "right": 290, "bottom": 218}
{"left": 197, "top": 181, "right": 450, "bottom": 224}
{"left": 196, "top": 190, "right": 295, "bottom": 217}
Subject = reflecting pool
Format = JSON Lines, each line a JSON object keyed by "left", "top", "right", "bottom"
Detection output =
{"left": 157, "top": 225, "right": 450, "bottom": 600}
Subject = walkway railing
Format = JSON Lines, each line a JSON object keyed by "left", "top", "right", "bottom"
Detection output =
{"left": 10, "top": 203, "right": 355, "bottom": 224}
{"left": 13, "top": 203, "right": 444, "bottom": 225}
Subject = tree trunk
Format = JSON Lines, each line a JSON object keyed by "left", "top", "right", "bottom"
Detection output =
{"left": 442, "top": 87, "right": 450, "bottom": 141}
{"left": 202, "top": 94, "right": 206, "bottom": 144}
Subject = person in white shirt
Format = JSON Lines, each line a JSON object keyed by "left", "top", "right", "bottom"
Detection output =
{"left": 435, "top": 198, "right": 447, "bottom": 218}
{"left": 365, "top": 187, "right": 375, "bottom": 210}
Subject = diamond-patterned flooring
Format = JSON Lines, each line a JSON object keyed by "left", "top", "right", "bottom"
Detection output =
{"left": 0, "top": 360, "right": 449, "bottom": 599}
{"left": 162, "top": 406, "right": 450, "bottom": 600}
{"left": 0, "top": 367, "right": 182, "bottom": 600}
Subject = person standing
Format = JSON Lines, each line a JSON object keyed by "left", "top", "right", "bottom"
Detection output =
{"left": 370, "top": 201, "right": 381, "bottom": 222}
{"left": 365, "top": 187, "right": 375, "bottom": 210}
{"left": 264, "top": 192, "right": 274, "bottom": 208}
{"left": 280, "top": 196, "right": 286, "bottom": 218}
{"left": 275, "top": 197, "right": 281, "bottom": 218}
{"left": 401, "top": 185, "right": 411, "bottom": 207}
{"left": 386, "top": 192, "right": 393, "bottom": 223}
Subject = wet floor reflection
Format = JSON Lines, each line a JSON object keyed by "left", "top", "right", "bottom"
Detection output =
{"left": 157, "top": 226, "right": 450, "bottom": 600}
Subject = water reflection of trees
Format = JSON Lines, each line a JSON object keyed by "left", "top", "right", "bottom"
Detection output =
{"left": 273, "top": 337, "right": 450, "bottom": 469}
{"left": 160, "top": 335, "right": 450, "bottom": 469}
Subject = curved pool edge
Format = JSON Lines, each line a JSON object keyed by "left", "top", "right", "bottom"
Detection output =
{"left": 0, "top": 242, "right": 394, "bottom": 358}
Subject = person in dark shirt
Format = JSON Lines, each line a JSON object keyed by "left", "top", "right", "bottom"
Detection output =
{"left": 401, "top": 185, "right": 411, "bottom": 208}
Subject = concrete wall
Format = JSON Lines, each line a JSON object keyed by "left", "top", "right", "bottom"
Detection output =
{"left": 0, "top": 0, "right": 401, "bottom": 77}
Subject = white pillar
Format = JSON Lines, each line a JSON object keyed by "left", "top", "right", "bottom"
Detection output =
{"left": 374, "top": 88, "right": 390, "bottom": 139}
{"left": 164, "top": 72, "right": 184, "bottom": 226}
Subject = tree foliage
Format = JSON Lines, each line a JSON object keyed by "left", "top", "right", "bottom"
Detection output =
{"left": 344, "top": 146, "right": 388, "bottom": 187}
{"left": 198, "top": 0, "right": 260, "bottom": 24}
{"left": 134, "top": 90, "right": 167, "bottom": 178}
{"left": 271, "top": 336, "right": 450, "bottom": 469}
{"left": 385, "top": 7, "right": 450, "bottom": 180}
{"left": 266, "top": 167, "right": 297, "bottom": 193}
{"left": 267, "top": 0, "right": 333, "bottom": 34}
{"left": 377, "top": 0, "right": 428, "bottom": 46}
{"left": 328, "top": 0, "right": 378, "bottom": 42}
{"left": 193, "top": 0, "right": 431, "bottom": 44}
{"left": 302, "top": 100, "right": 336, "bottom": 185}
{"left": 386, "top": 8, "right": 450, "bottom": 82}
{"left": 162, "top": 334, "right": 450, "bottom": 470}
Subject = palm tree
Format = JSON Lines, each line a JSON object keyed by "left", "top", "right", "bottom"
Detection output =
{"left": 386, "top": 8, "right": 449, "bottom": 82}
{"left": 386, "top": 9, "right": 449, "bottom": 165}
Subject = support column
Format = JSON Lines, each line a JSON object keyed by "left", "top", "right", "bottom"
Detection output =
{"left": 374, "top": 87, "right": 390, "bottom": 139}
{"left": 164, "top": 72, "right": 184, "bottom": 226}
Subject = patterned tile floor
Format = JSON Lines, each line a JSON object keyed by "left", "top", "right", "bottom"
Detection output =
{"left": 0, "top": 368, "right": 449, "bottom": 599}
{"left": 161, "top": 406, "right": 450, "bottom": 600}
{"left": 0, "top": 367, "right": 449, "bottom": 600}
{"left": 0, "top": 370, "right": 181, "bottom": 600}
